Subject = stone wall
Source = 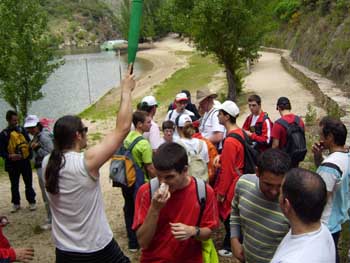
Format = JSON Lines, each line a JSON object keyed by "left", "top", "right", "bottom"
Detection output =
{"left": 262, "top": 46, "right": 350, "bottom": 143}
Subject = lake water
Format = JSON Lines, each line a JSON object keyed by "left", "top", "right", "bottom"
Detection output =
{"left": 0, "top": 49, "right": 152, "bottom": 129}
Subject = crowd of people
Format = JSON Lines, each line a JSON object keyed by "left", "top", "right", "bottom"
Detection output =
{"left": 0, "top": 70, "right": 349, "bottom": 263}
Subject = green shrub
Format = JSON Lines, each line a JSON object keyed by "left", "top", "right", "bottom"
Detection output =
{"left": 305, "top": 103, "right": 317, "bottom": 126}
{"left": 76, "top": 29, "right": 87, "bottom": 40}
{"left": 273, "top": 0, "right": 301, "bottom": 23}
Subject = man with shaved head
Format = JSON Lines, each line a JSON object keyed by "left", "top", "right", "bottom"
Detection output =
{"left": 272, "top": 168, "right": 335, "bottom": 263}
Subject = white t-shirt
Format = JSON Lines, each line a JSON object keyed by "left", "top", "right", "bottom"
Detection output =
{"left": 42, "top": 152, "right": 113, "bottom": 253}
{"left": 250, "top": 114, "right": 259, "bottom": 126}
{"left": 199, "top": 108, "right": 225, "bottom": 139}
{"left": 165, "top": 109, "right": 195, "bottom": 139}
{"left": 143, "top": 119, "right": 161, "bottom": 150}
{"left": 178, "top": 137, "right": 209, "bottom": 163}
{"left": 271, "top": 224, "right": 335, "bottom": 263}
{"left": 316, "top": 151, "right": 350, "bottom": 233}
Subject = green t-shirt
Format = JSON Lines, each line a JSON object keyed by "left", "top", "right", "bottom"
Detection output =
{"left": 124, "top": 130, "right": 153, "bottom": 180}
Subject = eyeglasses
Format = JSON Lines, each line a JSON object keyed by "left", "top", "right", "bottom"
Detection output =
{"left": 79, "top": 127, "right": 88, "bottom": 133}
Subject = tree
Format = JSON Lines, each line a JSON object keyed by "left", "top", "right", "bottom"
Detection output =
{"left": 117, "top": 0, "right": 170, "bottom": 41}
{"left": 190, "top": 0, "right": 269, "bottom": 101}
{"left": 0, "top": 0, "right": 62, "bottom": 119}
{"left": 166, "top": 0, "right": 195, "bottom": 37}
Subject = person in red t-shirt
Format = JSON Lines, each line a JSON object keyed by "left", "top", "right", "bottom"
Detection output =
{"left": 214, "top": 100, "right": 244, "bottom": 257}
{"left": 242, "top": 94, "right": 273, "bottom": 152}
{"left": 271, "top": 97, "right": 305, "bottom": 166}
{"left": 132, "top": 142, "right": 219, "bottom": 263}
{"left": 0, "top": 216, "right": 34, "bottom": 262}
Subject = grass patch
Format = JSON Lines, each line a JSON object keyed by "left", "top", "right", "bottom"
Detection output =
{"left": 80, "top": 52, "right": 224, "bottom": 120}
{"left": 340, "top": 222, "right": 350, "bottom": 263}
{"left": 153, "top": 53, "right": 222, "bottom": 105}
{"left": 79, "top": 88, "right": 119, "bottom": 120}
{"left": 0, "top": 159, "right": 5, "bottom": 177}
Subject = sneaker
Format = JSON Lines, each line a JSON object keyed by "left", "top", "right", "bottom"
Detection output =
{"left": 128, "top": 248, "right": 138, "bottom": 253}
{"left": 40, "top": 223, "right": 51, "bottom": 231}
{"left": 29, "top": 203, "right": 37, "bottom": 211}
{"left": 10, "top": 204, "right": 20, "bottom": 213}
{"left": 218, "top": 249, "right": 232, "bottom": 257}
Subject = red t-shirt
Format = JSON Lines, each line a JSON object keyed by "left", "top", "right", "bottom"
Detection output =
{"left": 214, "top": 128, "right": 244, "bottom": 220}
{"left": 271, "top": 114, "right": 305, "bottom": 148}
{"left": 0, "top": 227, "right": 16, "bottom": 262}
{"left": 133, "top": 177, "right": 219, "bottom": 263}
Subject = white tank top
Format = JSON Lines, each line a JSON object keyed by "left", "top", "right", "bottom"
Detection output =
{"left": 42, "top": 152, "right": 113, "bottom": 252}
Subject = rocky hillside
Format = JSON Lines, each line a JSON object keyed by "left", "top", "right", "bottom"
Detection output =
{"left": 266, "top": 1, "right": 350, "bottom": 95}
{"left": 43, "top": 0, "right": 122, "bottom": 48}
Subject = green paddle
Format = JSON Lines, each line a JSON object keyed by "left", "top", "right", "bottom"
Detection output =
{"left": 127, "top": 0, "right": 144, "bottom": 73}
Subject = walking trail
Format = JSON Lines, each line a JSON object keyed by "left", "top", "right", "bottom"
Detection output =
{"left": 0, "top": 39, "right": 322, "bottom": 263}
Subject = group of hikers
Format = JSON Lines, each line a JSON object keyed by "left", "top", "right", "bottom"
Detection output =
{"left": 0, "top": 69, "right": 349, "bottom": 263}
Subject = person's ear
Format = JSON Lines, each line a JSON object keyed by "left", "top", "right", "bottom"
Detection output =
{"left": 282, "top": 197, "right": 292, "bottom": 212}
{"left": 182, "top": 165, "right": 189, "bottom": 175}
{"left": 75, "top": 131, "right": 82, "bottom": 140}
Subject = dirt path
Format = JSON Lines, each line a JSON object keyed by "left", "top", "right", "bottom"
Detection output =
{"left": 237, "top": 51, "right": 324, "bottom": 125}
{"left": 0, "top": 49, "right": 322, "bottom": 262}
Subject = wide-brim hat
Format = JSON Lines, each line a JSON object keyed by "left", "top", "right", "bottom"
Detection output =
{"left": 196, "top": 88, "right": 217, "bottom": 103}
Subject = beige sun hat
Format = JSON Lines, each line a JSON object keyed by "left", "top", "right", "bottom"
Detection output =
{"left": 196, "top": 88, "right": 217, "bottom": 103}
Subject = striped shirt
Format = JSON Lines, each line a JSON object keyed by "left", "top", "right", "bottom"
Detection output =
{"left": 230, "top": 174, "right": 289, "bottom": 263}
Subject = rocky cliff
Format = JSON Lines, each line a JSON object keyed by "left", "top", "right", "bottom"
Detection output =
{"left": 44, "top": 0, "right": 122, "bottom": 48}
{"left": 266, "top": 3, "right": 350, "bottom": 95}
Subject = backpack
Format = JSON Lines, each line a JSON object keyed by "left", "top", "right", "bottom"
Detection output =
{"left": 255, "top": 113, "right": 273, "bottom": 137}
{"left": 200, "top": 137, "right": 218, "bottom": 185}
{"left": 178, "top": 140, "right": 209, "bottom": 181}
{"left": 276, "top": 116, "right": 307, "bottom": 165}
{"left": 6, "top": 127, "right": 30, "bottom": 159}
{"left": 109, "top": 136, "right": 145, "bottom": 191}
{"left": 227, "top": 131, "right": 258, "bottom": 174}
{"left": 149, "top": 177, "right": 219, "bottom": 263}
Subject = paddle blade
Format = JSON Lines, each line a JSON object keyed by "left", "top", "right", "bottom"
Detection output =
{"left": 128, "top": 0, "right": 143, "bottom": 65}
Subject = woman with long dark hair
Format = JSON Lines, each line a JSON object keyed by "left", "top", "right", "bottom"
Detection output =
{"left": 42, "top": 72, "right": 135, "bottom": 263}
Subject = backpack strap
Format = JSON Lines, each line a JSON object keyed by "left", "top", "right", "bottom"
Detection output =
{"left": 127, "top": 136, "right": 145, "bottom": 152}
{"left": 169, "top": 110, "right": 174, "bottom": 120}
{"left": 194, "top": 177, "right": 207, "bottom": 226}
{"left": 294, "top": 116, "right": 304, "bottom": 131}
{"left": 148, "top": 177, "right": 207, "bottom": 227}
{"left": 228, "top": 132, "right": 245, "bottom": 146}
{"left": 276, "top": 118, "right": 289, "bottom": 130}
{"left": 175, "top": 113, "right": 183, "bottom": 127}
{"left": 201, "top": 108, "right": 218, "bottom": 129}
{"left": 320, "top": 162, "right": 343, "bottom": 177}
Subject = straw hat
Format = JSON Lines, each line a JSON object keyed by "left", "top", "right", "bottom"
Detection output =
{"left": 196, "top": 88, "right": 217, "bottom": 103}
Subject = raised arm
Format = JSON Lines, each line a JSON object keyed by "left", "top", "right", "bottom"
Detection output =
{"left": 85, "top": 71, "right": 135, "bottom": 177}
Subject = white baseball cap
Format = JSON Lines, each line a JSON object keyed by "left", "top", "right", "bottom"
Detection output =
{"left": 175, "top": 92, "right": 188, "bottom": 102}
{"left": 141, "top": 95, "right": 158, "bottom": 106}
{"left": 217, "top": 100, "right": 240, "bottom": 117}
{"left": 24, "top": 115, "right": 40, "bottom": 128}
{"left": 176, "top": 114, "right": 192, "bottom": 127}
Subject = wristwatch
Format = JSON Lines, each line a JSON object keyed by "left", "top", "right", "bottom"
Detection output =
{"left": 194, "top": 226, "right": 200, "bottom": 238}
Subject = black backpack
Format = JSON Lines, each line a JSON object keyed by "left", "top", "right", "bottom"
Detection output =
{"left": 276, "top": 116, "right": 307, "bottom": 165}
{"left": 227, "top": 131, "right": 258, "bottom": 174}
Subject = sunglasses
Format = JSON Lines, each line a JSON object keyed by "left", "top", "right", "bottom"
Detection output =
{"left": 79, "top": 127, "right": 88, "bottom": 133}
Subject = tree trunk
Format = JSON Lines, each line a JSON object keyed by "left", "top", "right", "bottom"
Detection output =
{"left": 225, "top": 64, "right": 238, "bottom": 102}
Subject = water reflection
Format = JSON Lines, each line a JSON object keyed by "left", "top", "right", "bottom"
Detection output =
{"left": 0, "top": 50, "right": 152, "bottom": 128}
